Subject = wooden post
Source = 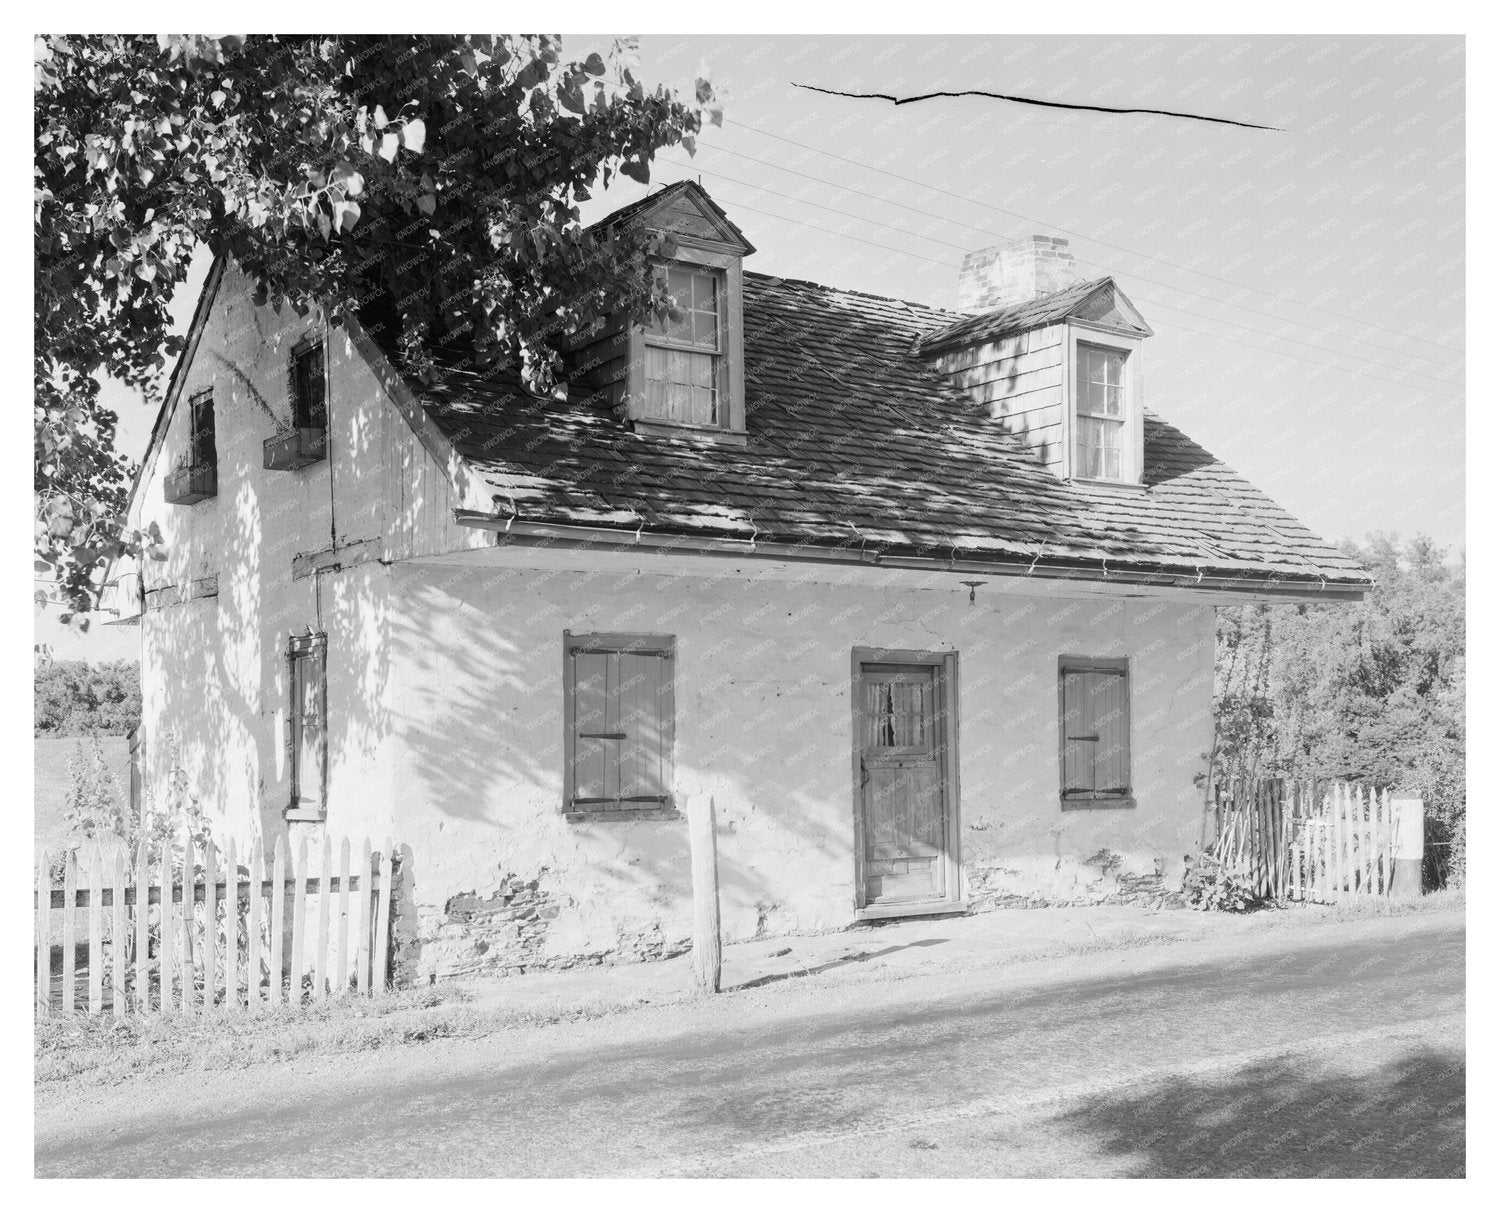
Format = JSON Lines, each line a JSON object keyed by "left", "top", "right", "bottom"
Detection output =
{"left": 36, "top": 851, "right": 51, "bottom": 1020}
{"left": 222, "top": 837, "right": 238, "bottom": 1012}
{"left": 62, "top": 850, "right": 77, "bottom": 1015}
{"left": 247, "top": 839, "right": 264, "bottom": 1006}
{"left": 688, "top": 795, "right": 722, "bottom": 995}
{"left": 202, "top": 843, "right": 218, "bottom": 1011}
{"left": 1390, "top": 793, "right": 1425, "bottom": 896}
{"left": 134, "top": 841, "right": 150, "bottom": 1013}
{"left": 269, "top": 838, "right": 287, "bottom": 1006}
{"left": 87, "top": 844, "right": 104, "bottom": 1015}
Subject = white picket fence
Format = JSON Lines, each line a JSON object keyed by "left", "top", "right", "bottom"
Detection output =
{"left": 35, "top": 835, "right": 398, "bottom": 1019}
{"left": 1211, "top": 780, "right": 1422, "bottom": 902}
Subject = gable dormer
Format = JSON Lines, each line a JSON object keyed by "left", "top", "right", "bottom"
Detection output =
{"left": 919, "top": 237, "right": 1153, "bottom": 486}
{"left": 572, "top": 182, "right": 755, "bottom": 444}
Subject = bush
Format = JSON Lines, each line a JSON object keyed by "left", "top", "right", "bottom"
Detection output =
{"left": 1183, "top": 852, "right": 1264, "bottom": 913}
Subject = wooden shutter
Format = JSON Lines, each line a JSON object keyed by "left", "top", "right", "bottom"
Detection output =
{"left": 567, "top": 636, "right": 672, "bottom": 810}
{"left": 1091, "top": 669, "right": 1129, "bottom": 794}
{"left": 1059, "top": 659, "right": 1130, "bottom": 800}
{"left": 1060, "top": 668, "right": 1094, "bottom": 795}
{"left": 290, "top": 636, "right": 327, "bottom": 814}
{"left": 190, "top": 391, "right": 216, "bottom": 467}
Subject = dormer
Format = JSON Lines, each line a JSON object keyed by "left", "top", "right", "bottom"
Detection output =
{"left": 572, "top": 182, "right": 755, "bottom": 445}
{"left": 919, "top": 236, "right": 1154, "bottom": 486}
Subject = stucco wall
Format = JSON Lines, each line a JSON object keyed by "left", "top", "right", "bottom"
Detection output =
{"left": 132, "top": 262, "right": 479, "bottom": 848}
{"left": 384, "top": 561, "right": 1216, "bottom": 980}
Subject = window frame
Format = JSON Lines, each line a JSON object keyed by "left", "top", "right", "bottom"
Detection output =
{"left": 1057, "top": 654, "right": 1134, "bottom": 809}
{"left": 1063, "top": 322, "right": 1144, "bottom": 486}
{"left": 562, "top": 630, "right": 679, "bottom": 822}
{"left": 290, "top": 338, "right": 328, "bottom": 433}
{"left": 626, "top": 240, "right": 747, "bottom": 441}
{"left": 187, "top": 388, "right": 217, "bottom": 470}
{"left": 285, "top": 631, "right": 328, "bottom": 822}
{"left": 642, "top": 263, "right": 726, "bottom": 427}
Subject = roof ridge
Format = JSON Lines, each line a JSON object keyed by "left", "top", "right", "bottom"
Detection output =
{"left": 743, "top": 269, "right": 961, "bottom": 320}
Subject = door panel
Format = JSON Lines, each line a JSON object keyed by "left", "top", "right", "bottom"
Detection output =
{"left": 857, "top": 662, "right": 949, "bottom": 906}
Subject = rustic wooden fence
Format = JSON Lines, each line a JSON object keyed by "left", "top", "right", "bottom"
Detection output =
{"left": 1210, "top": 780, "right": 1423, "bottom": 903}
{"left": 35, "top": 835, "right": 398, "bottom": 1019}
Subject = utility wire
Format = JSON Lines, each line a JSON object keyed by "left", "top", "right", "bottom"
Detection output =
{"left": 720, "top": 117, "right": 1465, "bottom": 357}
{"left": 653, "top": 173, "right": 1461, "bottom": 401}
{"left": 676, "top": 142, "right": 1464, "bottom": 374}
{"left": 657, "top": 159, "right": 1461, "bottom": 392}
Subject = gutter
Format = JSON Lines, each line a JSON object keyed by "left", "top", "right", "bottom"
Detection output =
{"left": 452, "top": 511, "right": 1371, "bottom": 601}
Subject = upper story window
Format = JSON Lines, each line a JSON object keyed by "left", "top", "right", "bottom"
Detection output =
{"left": 643, "top": 265, "right": 724, "bottom": 427}
{"left": 265, "top": 339, "right": 328, "bottom": 471}
{"left": 1074, "top": 343, "right": 1128, "bottom": 480}
{"left": 189, "top": 389, "right": 218, "bottom": 469}
{"left": 292, "top": 341, "right": 327, "bottom": 431}
{"left": 165, "top": 388, "right": 218, "bottom": 504}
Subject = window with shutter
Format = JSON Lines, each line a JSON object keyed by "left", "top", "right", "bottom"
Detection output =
{"left": 291, "top": 341, "right": 327, "bottom": 430}
{"left": 563, "top": 632, "right": 676, "bottom": 820}
{"left": 286, "top": 633, "right": 327, "bottom": 821}
{"left": 1058, "top": 656, "right": 1132, "bottom": 806}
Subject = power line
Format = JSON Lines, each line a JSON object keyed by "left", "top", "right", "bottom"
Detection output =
{"left": 720, "top": 117, "right": 1466, "bottom": 357}
{"left": 683, "top": 141, "right": 1464, "bottom": 375}
{"left": 659, "top": 157, "right": 1461, "bottom": 392}
{"left": 653, "top": 171, "right": 1461, "bottom": 401}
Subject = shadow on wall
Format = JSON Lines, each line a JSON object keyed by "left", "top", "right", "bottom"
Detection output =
{"left": 391, "top": 563, "right": 853, "bottom": 969}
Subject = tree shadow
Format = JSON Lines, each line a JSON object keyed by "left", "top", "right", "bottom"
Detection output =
{"left": 1042, "top": 1043, "right": 1465, "bottom": 1177}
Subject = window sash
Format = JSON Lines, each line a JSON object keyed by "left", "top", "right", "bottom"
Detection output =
{"left": 1074, "top": 343, "right": 1128, "bottom": 480}
{"left": 643, "top": 266, "right": 723, "bottom": 427}
{"left": 644, "top": 345, "right": 718, "bottom": 425}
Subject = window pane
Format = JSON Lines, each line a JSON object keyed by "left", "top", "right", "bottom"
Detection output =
{"left": 647, "top": 267, "right": 719, "bottom": 351}
{"left": 1077, "top": 345, "right": 1126, "bottom": 417}
{"left": 1076, "top": 415, "right": 1124, "bottom": 480}
{"left": 644, "top": 344, "right": 718, "bottom": 425}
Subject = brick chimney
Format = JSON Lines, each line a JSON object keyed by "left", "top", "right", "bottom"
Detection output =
{"left": 957, "top": 235, "right": 1078, "bottom": 313}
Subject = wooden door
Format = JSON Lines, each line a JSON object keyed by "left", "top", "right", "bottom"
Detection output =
{"left": 855, "top": 658, "right": 955, "bottom": 909}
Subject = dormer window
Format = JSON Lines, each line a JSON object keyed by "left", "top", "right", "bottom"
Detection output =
{"left": 1065, "top": 323, "right": 1144, "bottom": 485}
{"left": 1075, "top": 344, "right": 1128, "bottom": 480}
{"left": 644, "top": 265, "right": 725, "bottom": 426}
{"left": 563, "top": 182, "right": 753, "bottom": 444}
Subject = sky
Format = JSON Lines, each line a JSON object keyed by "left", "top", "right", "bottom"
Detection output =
{"left": 39, "top": 33, "right": 1466, "bottom": 663}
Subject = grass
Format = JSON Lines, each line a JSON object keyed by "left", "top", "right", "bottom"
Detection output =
{"left": 34, "top": 982, "right": 678, "bottom": 1089}
{"left": 36, "top": 888, "right": 1462, "bottom": 1090}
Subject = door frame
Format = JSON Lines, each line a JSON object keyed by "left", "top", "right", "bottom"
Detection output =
{"left": 849, "top": 646, "right": 964, "bottom": 919}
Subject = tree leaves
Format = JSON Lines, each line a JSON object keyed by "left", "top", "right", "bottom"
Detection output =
{"left": 35, "top": 34, "right": 718, "bottom": 616}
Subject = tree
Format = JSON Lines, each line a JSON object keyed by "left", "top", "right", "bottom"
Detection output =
{"left": 35, "top": 34, "right": 719, "bottom": 618}
{"left": 34, "top": 658, "right": 142, "bottom": 736}
{"left": 1206, "top": 535, "right": 1465, "bottom": 887}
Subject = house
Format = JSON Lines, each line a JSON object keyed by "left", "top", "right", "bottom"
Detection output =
{"left": 112, "top": 182, "right": 1370, "bottom": 979}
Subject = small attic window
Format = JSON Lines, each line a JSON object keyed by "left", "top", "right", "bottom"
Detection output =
{"left": 1066, "top": 325, "right": 1143, "bottom": 486}
{"left": 644, "top": 265, "right": 724, "bottom": 426}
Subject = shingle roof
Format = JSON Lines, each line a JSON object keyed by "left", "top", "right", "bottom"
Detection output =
{"left": 404, "top": 271, "right": 1368, "bottom": 591}
{"left": 916, "top": 276, "right": 1148, "bottom": 354}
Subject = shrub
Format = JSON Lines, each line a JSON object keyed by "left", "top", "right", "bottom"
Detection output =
{"left": 1183, "top": 852, "right": 1264, "bottom": 913}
